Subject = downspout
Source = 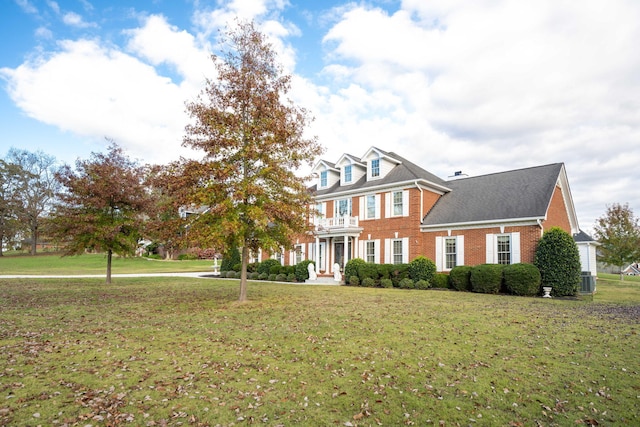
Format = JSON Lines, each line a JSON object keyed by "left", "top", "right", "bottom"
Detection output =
{"left": 415, "top": 181, "right": 424, "bottom": 221}
{"left": 537, "top": 219, "right": 544, "bottom": 237}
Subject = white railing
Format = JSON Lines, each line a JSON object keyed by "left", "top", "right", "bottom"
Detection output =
{"left": 315, "top": 216, "right": 359, "bottom": 230}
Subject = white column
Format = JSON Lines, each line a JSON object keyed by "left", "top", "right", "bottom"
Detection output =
{"left": 315, "top": 236, "right": 320, "bottom": 270}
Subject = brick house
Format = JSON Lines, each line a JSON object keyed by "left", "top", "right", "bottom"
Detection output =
{"left": 271, "top": 146, "right": 589, "bottom": 277}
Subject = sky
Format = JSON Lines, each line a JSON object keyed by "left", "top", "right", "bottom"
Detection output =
{"left": 1, "top": 0, "right": 639, "bottom": 234}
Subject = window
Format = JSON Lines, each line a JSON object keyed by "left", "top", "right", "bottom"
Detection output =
{"left": 393, "top": 191, "right": 403, "bottom": 216}
{"left": 366, "top": 241, "right": 375, "bottom": 263}
{"left": 320, "top": 170, "right": 327, "bottom": 187}
{"left": 335, "top": 198, "right": 352, "bottom": 217}
{"left": 295, "top": 245, "right": 303, "bottom": 264}
{"left": 344, "top": 164, "right": 352, "bottom": 183}
{"left": 366, "top": 195, "right": 376, "bottom": 219}
{"left": 445, "top": 237, "right": 457, "bottom": 269}
{"left": 392, "top": 239, "right": 403, "bottom": 264}
{"left": 497, "top": 235, "right": 511, "bottom": 265}
{"left": 371, "top": 158, "right": 380, "bottom": 177}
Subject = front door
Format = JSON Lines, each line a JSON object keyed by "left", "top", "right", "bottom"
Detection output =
{"left": 335, "top": 242, "right": 344, "bottom": 268}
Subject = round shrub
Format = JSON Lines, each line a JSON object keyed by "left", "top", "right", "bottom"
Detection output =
{"left": 415, "top": 279, "right": 430, "bottom": 290}
{"left": 503, "top": 263, "right": 541, "bottom": 296}
{"left": 287, "top": 273, "right": 296, "bottom": 282}
{"left": 249, "top": 272, "right": 260, "bottom": 280}
{"left": 408, "top": 256, "right": 436, "bottom": 283}
{"left": 295, "top": 260, "right": 315, "bottom": 282}
{"left": 268, "top": 273, "right": 277, "bottom": 281}
{"left": 534, "top": 227, "right": 581, "bottom": 297}
{"left": 276, "top": 273, "right": 287, "bottom": 282}
{"left": 349, "top": 276, "right": 360, "bottom": 286}
{"left": 362, "top": 277, "right": 376, "bottom": 287}
{"left": 399, "top": 278, "right": 415, "bottom": 289}
{"left": 449, "top": 266, "right": 473, "bottom": 291}
{"left": 359, "top": 263, "right": 379, "bottom": 281}
{"left": 344, "top": 258, "right": 367, "bottom": 282}
{"left": 270, "top": 265, "right": 282, "bottom": 275}
{"left": 225, "top": 271, "right": 236, "bottom": 278}
{"left": 389, "top": 264, "right": 410, "bottom": 287}
{"left": 381, "top": 278, "right": 393, "bottom": 288}
{"left": 431, "top": 273, "right": 450, "bottom": 289}
{"left": 257, "top": 259, "right": 281, "bottom": 275}
{"left": 258, "top": 272, "right": 268, "bottom": 280}
{"left": 470, "top": 264, "right": 504, "bottom": 294}
{"left": 234, "top": 271, "right": 242, "bottom": 279}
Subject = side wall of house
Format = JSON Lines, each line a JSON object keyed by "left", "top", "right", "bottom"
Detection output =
{"left": 543, "top": 185, "right": 572, "bottom": 232}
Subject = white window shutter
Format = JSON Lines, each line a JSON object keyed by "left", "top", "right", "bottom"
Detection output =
{"left": 402, "top": 237, "right": 409, "bottom": 263}
{"left": 402, "top": 190, "right": 409, "bottom": 217}
{"left": 359, "top": 240, "right": 364, "bottom": 259}
{"left": 435, "top": 236, "right": 443, "bottom": 272}
{"left": 457, "top": 235, "right": 465, "bottom": 266}
{"left": 375, "top": 194, "right": 381, "bottom": 219}
{"left": 384, "top": 238, "right": 391, "bottom": 263}
{"left": 384, "top": 193, "right": 391, "bottom": 218}
{"left": 359, "top": 196, "right": 365, "bottom": 219}
{"left": 374, "top": 239, "right": 381, "bottom": 264}
{"left": 511, "top": 232, "right": 521, "bottom": 264}
{"left": 486, "top": 234, "right": 495, "bottom": 264}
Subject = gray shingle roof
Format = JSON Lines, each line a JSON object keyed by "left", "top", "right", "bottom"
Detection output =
{"left": 421, "top": 163, "right": 564, "bottom": 226}
{"left": 573, "top": 229, "right": 597, "bottom": 243}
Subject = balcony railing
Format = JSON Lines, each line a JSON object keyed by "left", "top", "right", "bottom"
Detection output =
{"left": 315, "top": 216, "right": 359, "bottom": 231}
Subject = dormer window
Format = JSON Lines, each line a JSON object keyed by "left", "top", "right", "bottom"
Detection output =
{"left": 344, "top": 164, "right": 352, "bottom": 183}
{"left": 320, "top": 170, "right": 328, "bottom": 187}
{"left": 371, "top": 159, "right": 380, "bottom": 178}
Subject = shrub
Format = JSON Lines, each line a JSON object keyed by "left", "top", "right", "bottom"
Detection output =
{"left": 503, "top": 263, "right": 541, "bottom": 296}
{"left": 362, "top": 277, "right": 376, "bottom": 287}
{"left": 449, "top": 266, "right": 473, "bottom": 291}
{"left": 275, "top": 273, "right": 287, "bottom": 282}
{"left": 287, "top": 273, "right": 296, "bottom": 282}
{"left": 389, "top": 264, "right": 410, "bottom": 287}
{"left": 534, "top": 227, "right": 581, "bottom": 297}
{"left": 349, "top": 276, "right": 360, "bottom": 286}
{"left": 408, "top": 256, "right": 436, "bottom": 283}
{"left": 249, "top": 272, "right": 260, "bottom": 280}
{"left": 234, "top": 271, "right": 242, "bottom": 279}
{"left": 178, "top": 253, "right": 198, "bottom": 261}
{"left": 431, "top": 273, "right": 450, "bottom": 289}
{"left": 376, "top": 264, "right": 393, "bottom": 280}
{"left": 359, "top": 263, "right": 379, "bottom": 281}
{"left": 399, "top": 278, "right": 415, "bottom": 289}
{"left": 268, "top": 273, "right": 277, "bottom": 281}
{"left": 258, "top": 273, "right": 268, "bottom": 280}
{"left": 269, "top": 265, "right": 282, "bottom": 275}
{"left": 470, "top": 264, "right": 504, "bottom": 294}
{"left": 225, "top": 271, "right": 236, "bottom": 278}
{"left": 415, "top": 279, "right": 430, "bottom": 290}
{"left": 295, "top": 260, "right": 315, "bottom": 282}
{"left": 380, "top": 278, "right": 393, "bottom": 288}
{"left": 257, "top": 259, "right": 281, "bottom": 275}
{"left": 344, "top": 259, "right": 367, "bottom": 282}
{"left": 221, "top": 245, "right": 241, "bottom": 272}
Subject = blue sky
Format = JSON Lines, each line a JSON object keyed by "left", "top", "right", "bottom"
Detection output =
{"left": 1, "top": 0, "right": 640, "bottom": 233}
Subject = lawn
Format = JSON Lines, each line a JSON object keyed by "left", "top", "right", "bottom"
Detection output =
{"left": 0, "top": 253, "right": 216, "bottom": 275}
{"left": 0, "top": 274, "right": 638, "bottom": 426}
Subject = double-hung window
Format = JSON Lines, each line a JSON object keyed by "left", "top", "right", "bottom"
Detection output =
{"left": 435, "top": 235, "right": 464, "bottom": 272}
{"left": 320, "top": 170, "right": 327, "bottom": 187}
{"left": 371, "top": 159, "right": 380, "bottom": 177}
{"left": 392, "top": 240, "right": 403, "bottom": 264}
{"left": 366, "top": 241, "right": 375, "bottom": 263}
{"left": 335, "top": 198, "right": 352, "bottom": 217}
{"left": 367, "top": 195, "right": 376, "bottom": 219}
{"left": 393, "top": 191, "right": 403, "bottom": 216}
{"left": 445, "top": 237, "right": 457, "bottom": 269}
{"left": 497, "top": 235, "right": 511, "bottom": 265}
{"left": 486, "top": 233, "right": 520, "bottom": 265}
{"left": 344, "top": 165, "right": 352, "bottom": 183}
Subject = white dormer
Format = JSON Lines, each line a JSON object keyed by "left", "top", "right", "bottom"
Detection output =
{"left": 311, "top": 160, "right": 340, "bottom": 190}
{"left": 361, "top": 147, "right": 401, "bottom": 181}
{"left": 335, "top": 154, "right": 366, "bottom": 186}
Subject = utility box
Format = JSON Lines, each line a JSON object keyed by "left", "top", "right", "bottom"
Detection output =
{"left": 580, "top": 271, "right": 596, "bottom": 294}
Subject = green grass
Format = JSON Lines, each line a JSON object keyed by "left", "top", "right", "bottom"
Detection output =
{"left": 1, "top": 275, "right": 638, "bottom": 426}
{"left": 0, "top": 253, "right": 215, "bottom": 275}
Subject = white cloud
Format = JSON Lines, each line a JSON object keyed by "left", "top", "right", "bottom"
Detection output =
{"left": 62, "top": 11, "right": 95, "bottom": 28}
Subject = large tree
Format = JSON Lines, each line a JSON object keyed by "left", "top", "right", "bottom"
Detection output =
{"left": 6, "top": 148, "right": 61, "bottom": 255}
{"left": 181, "top": 20, "right": 323, "bottom": 302}
{"left": 49, "top": 142, "right": 149, "bottom": 283}
{"left": 593, "top": 203, "right": 640, "bottom": 280}
{"left": 0, "top": 159, "right": 30, "bottom": 255}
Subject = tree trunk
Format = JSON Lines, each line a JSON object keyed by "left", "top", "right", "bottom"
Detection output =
{"left": 106, "top": 249, "right": 113, "bottom": 284}
{"left": 239, "top": 245, "right": 249, "bottom": 302}
{"left": 30, "top": 220, "right": 38, "bottom": 255}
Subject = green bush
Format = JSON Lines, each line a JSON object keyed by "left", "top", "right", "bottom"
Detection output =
{"left": 534, "top": 227, "right": 581, "bottom": 297}
{"left": 178, "top": 253, "right": 198, "bottom": 260}
{"left": 376, "top": 264, "right": 393, "bottom": 280}
{"left": 431, "top": 273, "right": 450, "bottom": 289}
{"left": 221, "top": 245, "right": 241, "bottom": 272}
{"left": 258, "top": 272, "right": 268, "bottom": 280}
{"left": 257, "top": 259, "right": 281, "bottom": 275}
{"left": 349, "top": 276, "right": 360, "bottom": 286}
{"left": 225, "top": 271, "right": 236, "bottom": 278}
{"left": 287, "top": 273, "right": 296, "bottom": 282}
{"left": 275, "top": 273, "right": 287, "bottom": 282}
{"left": 269, "top": 265, "right": 282, "bottom": 275}
{"left": 503, "top": 263, "right": 541, "bottom": 296}
{"left": 470, "top": 264, "right": 504, "bottom": 294}
{"left": 268, "top": 273, "right": 277, "bottom": 281}
{"left": 408, "top": 256, "right": 436, "bottom": 283}
{"left": 449, "top": 266, "right": 473, "bottom": 291}
{"left": 295, "top": 260, "right": 315, "bottom": 282}
{"left": 415, "top": 279, "right": 430, "bottom": 290}
{"left": 399, "top": 278, "right": 415, "bottom": 289}
{"left": 359, "top": 263, "right": 379, "bottom": 281}
{"left": 362, "top": 277, "right": 376, "bottom": 287}
{"left": 249, "top": 272, "right": 260, "bottom": 280}
{"left": 234, "top": 271, "right": 242, "bottom": 279}
{"left": 344, "top": 258, "right": 366, "bottom": 282}
{"left": 381, "top": 278, "right": 393, "bottom": 288}
{"left": 389, "top": 264, "right": 410, "bottom": 287}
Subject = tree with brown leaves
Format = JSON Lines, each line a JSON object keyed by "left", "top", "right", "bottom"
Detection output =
{"left": 181, "top": 21, "right": 323, "bottom": 301}
{"left": 49, "top": 142, "right": 148, "bottom": 284}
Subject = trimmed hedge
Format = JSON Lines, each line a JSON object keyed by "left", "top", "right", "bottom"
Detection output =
{"left": 344, "top": 258, "right": 366, "bottom": 283}
{"left": 470, "top": 264, "right": 504, "bottom": 294}
{"left": 408, "top": 256, "right": 436, "bottom": 283}
{"left": 449, "top": 266, "right": 473, "bottom": 291}
{"left": 431, "top": 273, "right": 450, "bottom": 289}
{"left": 534, "top": 227, "right": 581, "bottom": 297}
{"left": 257, "top": 259, "right": 281, "bottom": 275}
{"left": 295, "top": 260, "right": 315, "bottom": 282}
{"left": 503, "top": 263, "right": 541, "bottom": 296}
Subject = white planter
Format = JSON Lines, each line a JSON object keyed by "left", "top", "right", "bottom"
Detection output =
{"left": 542, "top": 286, "right": 553, "bottom": 298}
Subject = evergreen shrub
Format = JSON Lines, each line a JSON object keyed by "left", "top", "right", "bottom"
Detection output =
{"left": 399, "top": 278, "right": 415, "bottom": 289}
{"left": 287, "top": 273, "right": 296, "bottom": 282}
{"left": 503, "top": 263, "right": 541, "bottom": 296}
{"left": 268, "top": 273, "right": 277, "bottom": 281}
{"left": 257, "top": 259, "right": 281, "bottom": 275}
{"left": 408, "top": 256, "right": 436, "bottom": 283}
{"left": 449, "top": 266, "right": 473, "bottom": 291}
{"left": 362, "top": 277, "right": 376, "bottom": 287}
{"left": 432, "top": 273, "right": 450, "bottom": 288}
{"left": 349, "top": 276, "right": 360, "bottom": 286}
{"left": 295, "top": 260, "right": 315, "bottom": 282}
{"left": 276, "top": 273, "right": 287, "bottom": 282}
{"left": 415, "top": 279, "right": 430, "bottom": 290}
{"left": 221, "top": 245, "right": 241, "bottom": 272}
{"left": 258, "top": 273, "right": 268, "bottom": 280}
{"left": 381, "top": 278, "right": 393, "bottom": 288}
{"left": 534, "top": 227, "right": 581, "bottom": 297}
{"left": 470, "top": 264, "right": 504, "bottom": 294}
{"left": 344, "top": 258, "right": 366, "bottom": 282}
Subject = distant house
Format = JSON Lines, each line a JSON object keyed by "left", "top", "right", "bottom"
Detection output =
{"left": 255, "top": 147, "right": 593, "bottom": 276}
{"left": 623, "top": 263, "right": 640, "bottom": 276}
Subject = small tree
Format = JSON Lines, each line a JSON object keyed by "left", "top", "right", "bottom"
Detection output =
{"left": 0, "top": 159, "right": 29, "bottom": 255}
{"left": 180, "top": 20, "right": 323, "bottom": 302}
{"left": 534, "top": 227, "right": 581, "bottom": 296}
{"left": 593, "top": 203, "right": 640, "bottom": 280}
{"left": 49, "top": 142, "right": 149, "bottom": 284}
